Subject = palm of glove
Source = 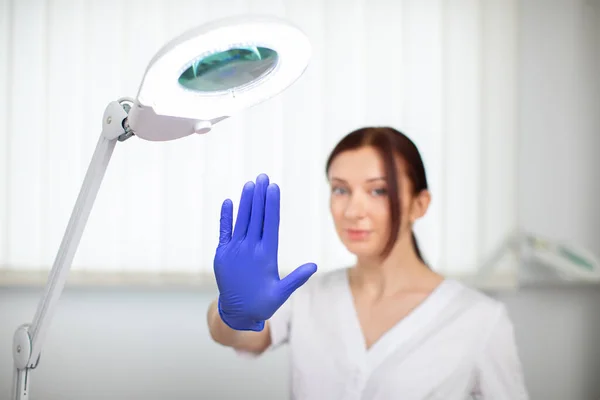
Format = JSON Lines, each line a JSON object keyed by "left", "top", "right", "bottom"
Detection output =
{"left": 215, "top": 231, "right": 281, "bottom": 323}
{"left": 214, "top": 174, "right": 317, "bottom": 331}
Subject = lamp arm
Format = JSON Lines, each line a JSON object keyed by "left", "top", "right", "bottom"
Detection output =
{"left": 11, "top": 99, "right": 132, "bottom": 400}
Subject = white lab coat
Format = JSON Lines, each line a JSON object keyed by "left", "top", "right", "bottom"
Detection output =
{"left": 237, "top": 268, "right": 528, "bottom": 399}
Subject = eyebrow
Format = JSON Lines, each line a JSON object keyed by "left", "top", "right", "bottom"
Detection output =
{"left": 330, "top": 177, "right": 386, "bottom": 183}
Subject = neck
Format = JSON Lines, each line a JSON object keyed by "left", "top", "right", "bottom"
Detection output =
{"left": 350, "top": 235, "right": 438, "bottom": 298}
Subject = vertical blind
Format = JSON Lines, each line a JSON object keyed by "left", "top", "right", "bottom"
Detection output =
{"left": 0, "top": 0, "right": 517, "bottom": 278}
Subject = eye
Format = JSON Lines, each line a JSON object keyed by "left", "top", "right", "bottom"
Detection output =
{"left": 331, "top": 186, "right": 348, "bottom": 195}
{"left": 371, "top": 188, "right": 388, "bottom": 196}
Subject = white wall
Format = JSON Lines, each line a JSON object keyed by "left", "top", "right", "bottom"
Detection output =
{"left": 518, "top": 0, "right": 600, "bottom": 255}
{"left": 0, "top": 285, "right": 598, "bottom": 400}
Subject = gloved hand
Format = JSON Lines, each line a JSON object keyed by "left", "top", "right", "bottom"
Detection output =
{"left": 214, "top": 173, "right": 318, "bottom": 331}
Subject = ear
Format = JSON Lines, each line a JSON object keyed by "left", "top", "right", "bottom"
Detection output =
{"left": 410, "top": 190, "right": 431, "bottom": 223}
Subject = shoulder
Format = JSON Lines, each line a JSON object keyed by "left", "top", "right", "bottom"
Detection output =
{"left": 458, "top": 281, "right": 517, "bottom": 334}
{"left": 449, "top": 279, "right": 507, "bottom": 315}
{"left": 446, "top": 280, "right": 517, "bottom": 346}
{"left": 294, "top": 267, "right": 348, "bottom": 297}
{"left": 310, "top": 267, "right": 348, "bottom": 287}
{"left": 284, "top": 267, "right": 348, "bottom": 313}
{"left": 434, "top": 280, "right": 522, "bottom": 376}
{"left": 442, "top": 279, "right": 514, "bottom": 338}
{"left": 451, "top": 284, "right": 528, "bottom": 396}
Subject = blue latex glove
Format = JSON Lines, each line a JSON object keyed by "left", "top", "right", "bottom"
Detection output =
{"left": 214, "top": 174, "right": 318, "bottom": 331}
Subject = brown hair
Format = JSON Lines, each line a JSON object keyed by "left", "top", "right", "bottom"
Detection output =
{"left": 325, "top": 127, "right": 428, "bottom": 262}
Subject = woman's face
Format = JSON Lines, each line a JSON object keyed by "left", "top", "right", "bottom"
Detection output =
{"left": 328, "top": 146, "right": 421, "bottom": 259}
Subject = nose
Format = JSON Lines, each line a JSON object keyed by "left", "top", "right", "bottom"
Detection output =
{"left": 343, "top": 192, "right": 367, "bottom": 220}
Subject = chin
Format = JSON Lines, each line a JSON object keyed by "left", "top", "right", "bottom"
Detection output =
{"left": 342, "top": 241, "right": 382, "bottom": 259}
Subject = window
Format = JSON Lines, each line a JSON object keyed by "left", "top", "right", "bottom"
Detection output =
{"left": 0, "top": 0, "right": 517, "bottom": 282}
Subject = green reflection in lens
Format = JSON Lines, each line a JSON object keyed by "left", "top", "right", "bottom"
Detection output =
{"left": 178, "top": 46, "right": 278, "bottom": 92}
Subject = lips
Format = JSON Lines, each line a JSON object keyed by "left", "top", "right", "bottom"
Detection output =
{"left": 346, "top": 229, "right": 370, "bottom": 240}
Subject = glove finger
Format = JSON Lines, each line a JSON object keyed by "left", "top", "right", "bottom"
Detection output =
{"left": 278, "top": 262, "right": 318, "bottom": 299}
{"left": 232, "top": 181, "right": 255, "bottom": 241}
{"left": 262, "top": 183, "right": 280, "bottom": 253}
{"left": 218, "top": 199, "right": 233, "bottom": 246}
{"left": 248, "top": 173, "right": 269, "bottom": 240}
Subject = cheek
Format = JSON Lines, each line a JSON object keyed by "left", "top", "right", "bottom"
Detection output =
{"left": 329, "top": 197, "right": 345, "bottom": 222}
{"left": 371, "top": 200, "right": 391, "bottom": 230}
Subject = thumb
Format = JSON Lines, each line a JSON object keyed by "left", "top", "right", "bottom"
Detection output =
{"left": 278, "top": 263, "right": 318, "bottom": 299}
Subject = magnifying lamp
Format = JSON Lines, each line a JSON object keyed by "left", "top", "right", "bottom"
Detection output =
{"left": 476, "top": 230, "right": 600, "bottom": 286}
{"left": 10, "top": 14, "right": 311, "bottom": 399}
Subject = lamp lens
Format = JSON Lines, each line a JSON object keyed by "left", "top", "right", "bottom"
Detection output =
{"left": 179, "top": 46, "right": 278, "bottom": 92}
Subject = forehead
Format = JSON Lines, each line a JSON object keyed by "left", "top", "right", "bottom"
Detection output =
{"left": 328, "top": 146, "right": 405, "bottom": 181}
{"left": 328, "top": 147, "right": 383, "bottom": 176}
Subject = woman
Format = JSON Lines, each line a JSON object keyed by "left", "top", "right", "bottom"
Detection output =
{"left": 207, "top": 127, "right": 528, "bottom": 399}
